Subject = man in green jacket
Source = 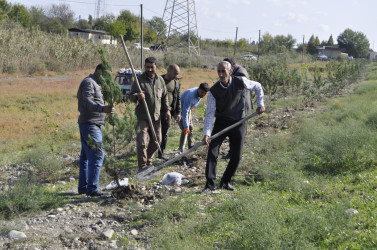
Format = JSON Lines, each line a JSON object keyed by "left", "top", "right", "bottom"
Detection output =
{"left": 129, "top": 57, "right": 171, "bottom": 169}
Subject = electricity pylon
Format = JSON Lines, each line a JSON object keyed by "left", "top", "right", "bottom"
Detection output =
{"left": 158, "top": 0, "right": 200, "bottom": 55}
{"left": 94, "top": 0, "right": 106, "bottom": 20}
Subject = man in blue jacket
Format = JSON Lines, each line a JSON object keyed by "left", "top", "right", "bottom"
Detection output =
{"left": 178, "top": 82, "right": 210, "bottom": 150}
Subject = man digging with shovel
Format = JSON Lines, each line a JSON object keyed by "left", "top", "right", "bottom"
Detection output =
{"left": 202, "top": 61, "right": 265, "bottom": 193}
{"left": 178, "top": 82, "right": 210, "bottom": 151}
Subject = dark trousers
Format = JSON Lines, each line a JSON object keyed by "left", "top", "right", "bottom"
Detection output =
{"left": 205, "top": 118, "right": 246, "bottom": 189}
{"left": 160, "top": 112, "right": 171, "bottom": 154}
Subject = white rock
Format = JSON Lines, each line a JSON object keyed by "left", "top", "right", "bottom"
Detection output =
{"left": 57, "top": 181, "right": 66, "bottom": 185}
{"left": 345, "top": 208, "right": 359, "bottom": 217}
{"left": 57, "top": 208, "right": 64, "bottom": 212}
{"left": 8, "top": 230, "right": 27, "bottom": 239}
{"left": 130, "top": 229, "right": 138, "bottom": 236}
{"left": 101, "top": 229, "right": 114, "bottom": 239}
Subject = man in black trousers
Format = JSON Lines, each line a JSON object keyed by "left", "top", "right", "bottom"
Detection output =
{"left": 158, "top": 64, "right": 182, "bottom": 160}
{"left": 221, "top": 57, "right": 253, "bottom": 160}
{"left": 202, "top": 61, "right": 265, "bottom": 193}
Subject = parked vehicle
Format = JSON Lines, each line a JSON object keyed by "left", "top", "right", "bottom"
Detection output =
{"left": 114, "top": 68, "right": 142, "bottom": 100}
{"left": 316, "top": 54, "right": 328, "bottom": 61}
{"left": 243, "top": 54, "right": 257, "bottom": 61}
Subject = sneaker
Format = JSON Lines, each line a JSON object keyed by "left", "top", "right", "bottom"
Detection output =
{"left": 219, "top": 180, "right": 235, "bottom": 191}
{"left": 201, "top": 187, "right": 216, "bottom": 194}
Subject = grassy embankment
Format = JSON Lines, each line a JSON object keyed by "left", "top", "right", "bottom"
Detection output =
{"left": 129, "top": 64, "right": 377, "bottom": 249}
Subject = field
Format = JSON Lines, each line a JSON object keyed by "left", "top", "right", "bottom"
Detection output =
{"left": 1, "top": 62, "right": 377, "bottom": 249}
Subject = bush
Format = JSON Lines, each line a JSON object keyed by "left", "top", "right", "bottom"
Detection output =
{"left": 23, "top": 150, "right": 63, "bottom": 183}
{"left": 0, "top": 173, "right": 64, "bottom": 220}
{"left": 6, "top": 63, "right": 19, "bottom": 74}
{"left": 28, "top": 59, "right": 46, "bottom": 75}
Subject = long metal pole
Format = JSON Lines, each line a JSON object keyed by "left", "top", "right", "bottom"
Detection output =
{"left": 140, "top": 4, "right": 143, "bottom": 70}
{"left": 258, "top": 29, "right": 261, "bottom": 61}
{"left": 233, "top": 27, "right": 238, "bottom": 56}
{"left": 120, "top": 35, "right": 163, "bottom": 156}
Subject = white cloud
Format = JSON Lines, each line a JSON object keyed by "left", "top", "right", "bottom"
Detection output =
{"left": 225, "top": 0, "right": 250, "bottom": 5}
{"left": 268, "top": 0, "right": 307, "bottom": 7}
{"left": 274, "top": 20, "right": 283, "bottom": 27}
{"left": 314, "top": 11, "right": 328, "bottom": 16}
{"left": 214, "top": 11, "right": 238, "bottom": 24}
{"left": 242, "top": 0, "right": 252, "bottom": 5}
{"left": 319, "top": 24, "right": 329, "bottom": 32}
{"left": 286, "top": 12, "right": 308, "bottom": 23}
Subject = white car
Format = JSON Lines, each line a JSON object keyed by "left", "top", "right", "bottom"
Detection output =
{"left": 243, "top": 54, "right": 257, "bottom": 61}
{"left": 316, "top": 54, "right": 328, "bottom": 61}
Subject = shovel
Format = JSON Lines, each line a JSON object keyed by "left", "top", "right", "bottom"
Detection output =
{"left": 181, "top": 109, "right": 192, "bottom": 152}
{"left": 135, "top": 111, "right": 259, "bottom": 181}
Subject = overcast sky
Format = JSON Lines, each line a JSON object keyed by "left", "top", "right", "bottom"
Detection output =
{"left": 7, "top": 0, "right": 377, "bottom": 50}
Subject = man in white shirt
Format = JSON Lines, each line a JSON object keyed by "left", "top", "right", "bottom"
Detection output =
{"left": 202, "top": 61, "right": 265, "bottom": 193}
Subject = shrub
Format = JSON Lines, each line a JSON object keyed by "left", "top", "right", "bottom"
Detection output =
{"left": 0, "top": 173, "right": 64, "bottom": 220}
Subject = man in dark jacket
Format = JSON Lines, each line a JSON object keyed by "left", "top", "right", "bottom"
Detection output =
{"left": 221, "top": 57, "right": 253, "bottom": 160}
{"left": 129, "top": 57, "right": 171, "bottom": 169}
{"left": 202, "top": 61, "right": 265, "bottom": 193}
{"left": 158, "top": 64, "right": 182, "bottom": 160}
{"left": 77, "top": 64, "right": 114, "bottom": 197}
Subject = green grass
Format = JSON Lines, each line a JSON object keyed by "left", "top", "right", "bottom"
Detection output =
{"left": 0, "top": 173, "right": 67, "bottom": 220}
{"left": 127, "top": 66, "right": 377, "bottom": 249}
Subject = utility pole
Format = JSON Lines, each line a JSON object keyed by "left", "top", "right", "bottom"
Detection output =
{"left": 302, "top": 35, "right": 305, "bottom": 64}
{"left": 257, "top": 29, "right": 261, "bottom": 61}
{"left": 234, "top": 27, "right": 238, "bottom": 56}
{"left": 140, "top": 4, "right": 143, "bottom": 70}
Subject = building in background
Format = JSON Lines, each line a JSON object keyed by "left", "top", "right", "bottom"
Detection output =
{"left": 68, "top": 28, "right": 117, "bottom": 45}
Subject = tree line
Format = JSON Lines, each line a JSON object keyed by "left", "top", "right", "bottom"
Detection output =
{"left": 0, "top": 0, "right": 371, "bottom": 58}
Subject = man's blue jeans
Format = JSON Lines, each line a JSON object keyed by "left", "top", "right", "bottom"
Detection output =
{"left": 78, "top": 124, "right": 104, "bottom": 195}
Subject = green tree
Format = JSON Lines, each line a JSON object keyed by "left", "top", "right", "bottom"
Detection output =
{"left": 307, "top": 34, "right": 319, "bottom": 54}
{"left": 274, "top": 34, "right": 296, "bottom": 52}
{"left": 47, "top": 3, "right": 74, "bottom": 28}
{"left": 147, "top": 16, "right": 166, "bottom": 40}
{"left": 76, "top": 19, "right": 91, "bottom": 29}
{"left": 0, "top": 0, "right": 11, "bottom": 23}
{"left": 327, "top": 34, "right": 334, "bottom": 46}
{"left": 42, "top": 18, "right": 67, "bottom": 34}
{"left": 29, "top": 6, "right": 46, "bottom": 27}
{"left": 337, "top": 28, "right": 370, "bottom": 58}
{"left": 117, "top": 10, "right": 140, "bottom": 41}
{"left": 260, "top": 32, "right": 274, "bottom": 54}
{"left": 105, "top": 20, "right": 126, "bottom": 38}
{"left": 8, "top": 4, "right": 31, "bottom": 27}
{"left": 144, "top": 27, "right": 157, "bottom": 43}
{"left": 237, "top": 38, "right": 248, "bottom": 49}
{"left": 93, "top": 14, "right": 115, "bottom": 30}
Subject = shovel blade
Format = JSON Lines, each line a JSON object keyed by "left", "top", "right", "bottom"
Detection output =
{"left": 135, "top": 165, "right": 160, "bottom": 181}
